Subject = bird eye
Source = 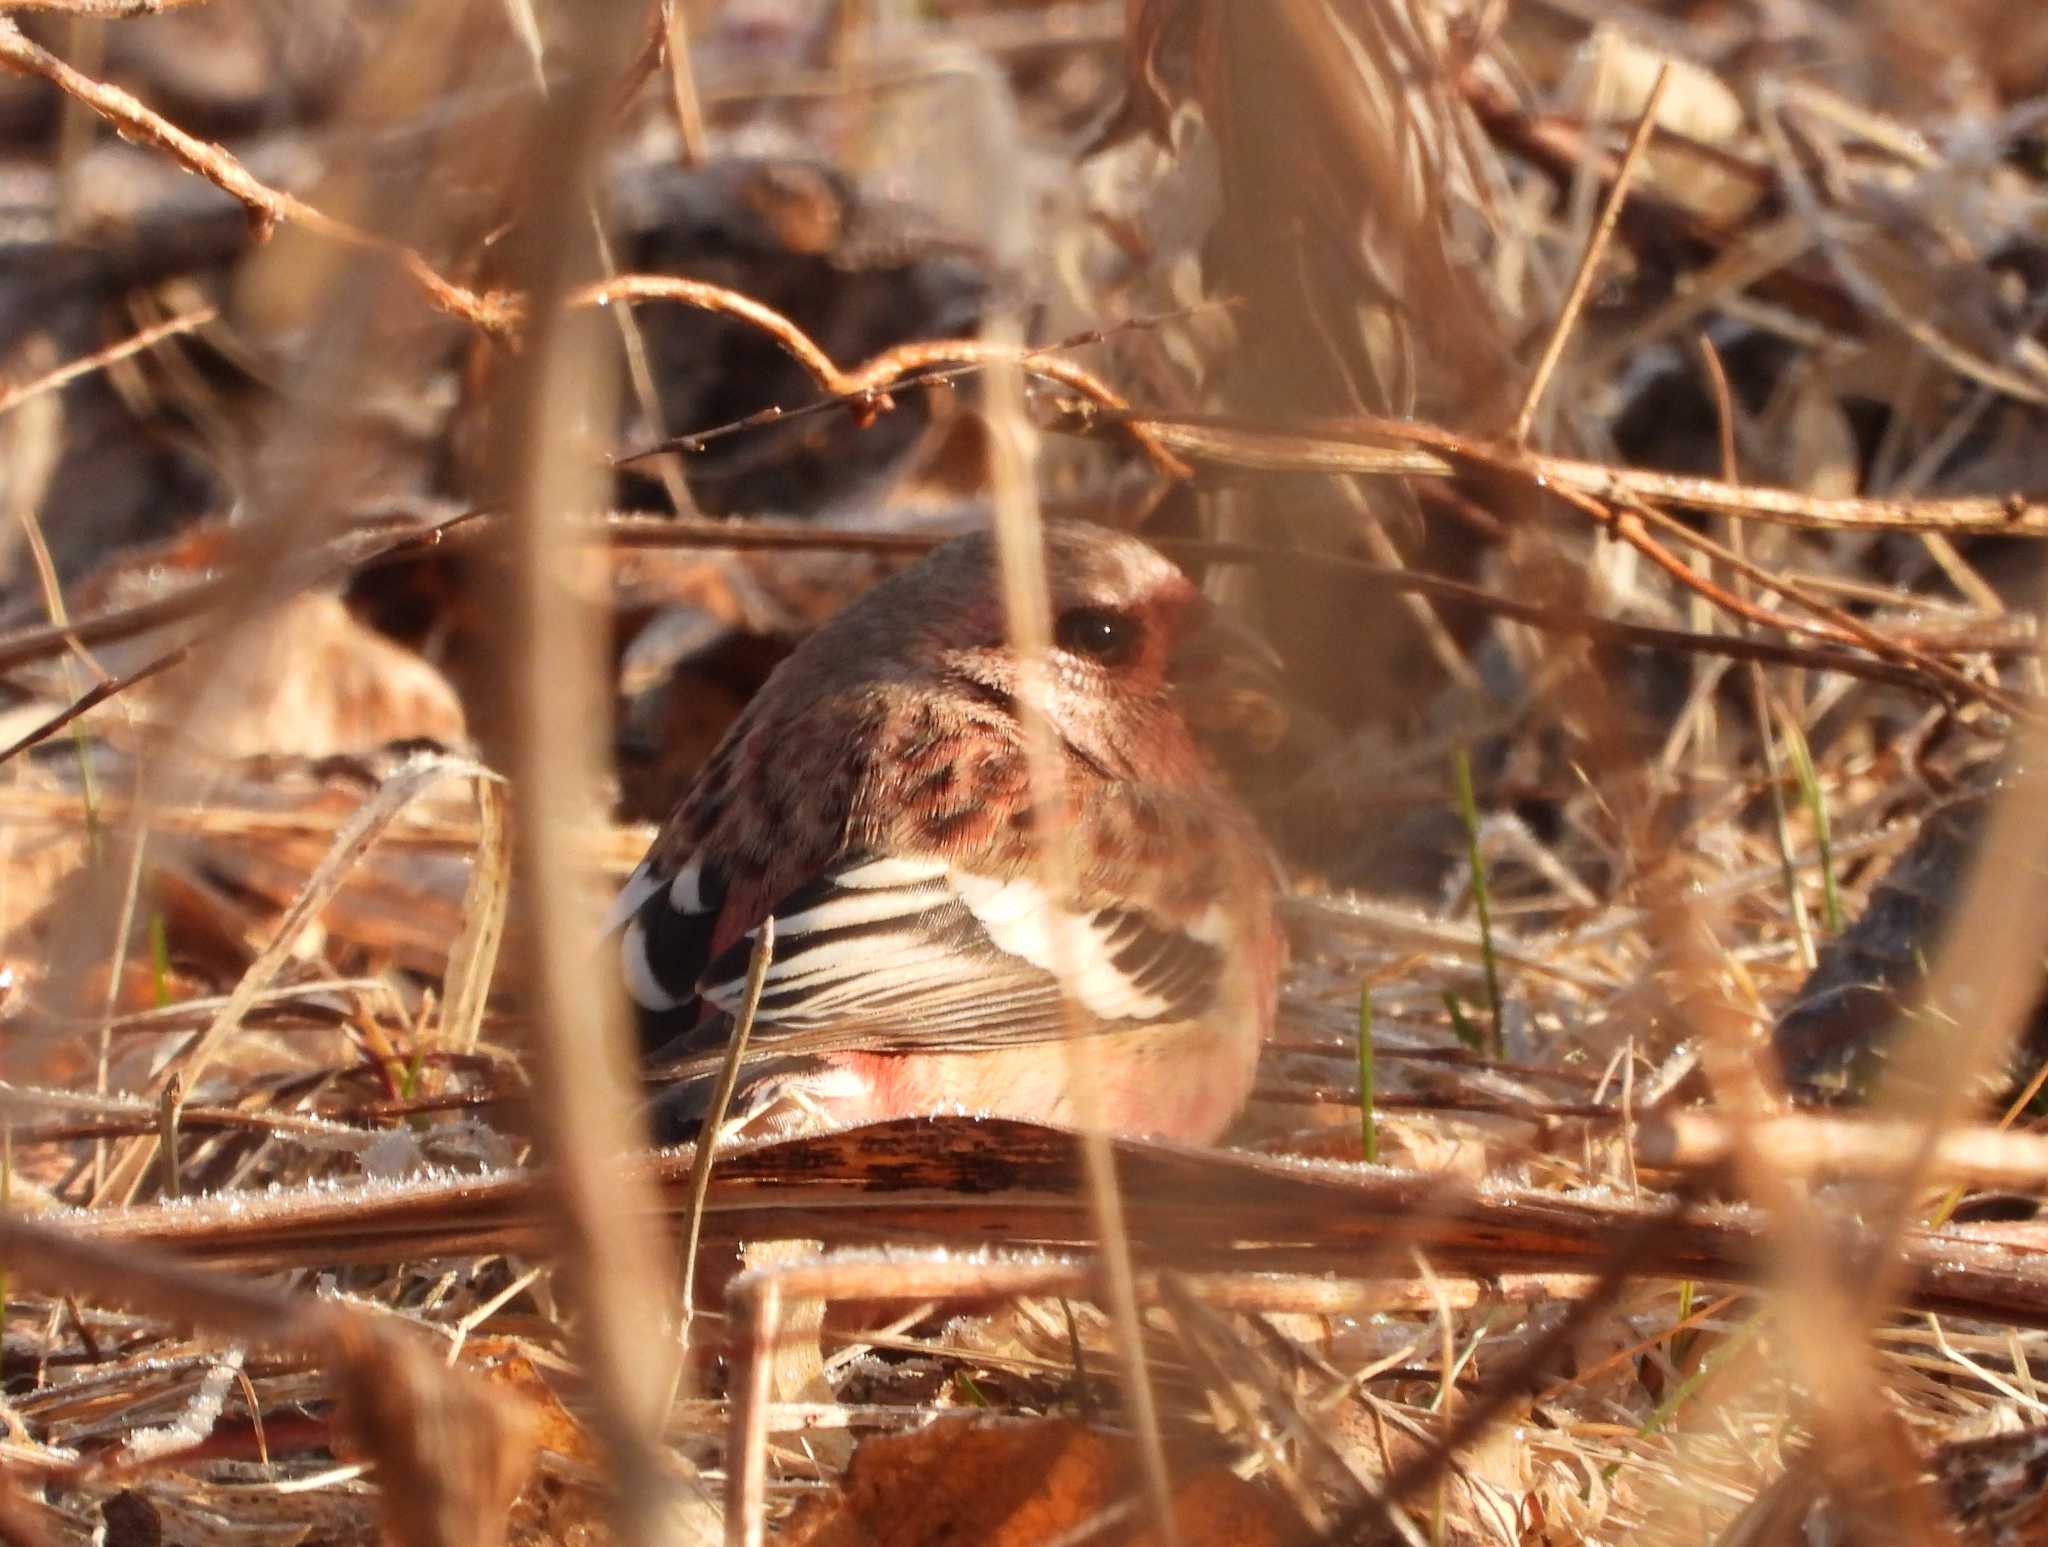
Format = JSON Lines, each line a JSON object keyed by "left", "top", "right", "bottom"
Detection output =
{"left": 1055, "top": 607, "right": 1141, "bottom": 666}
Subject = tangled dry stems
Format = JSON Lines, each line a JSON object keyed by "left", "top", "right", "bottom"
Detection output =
{"left": 4, "top": 1, "right": 2048, "bottom": 1545}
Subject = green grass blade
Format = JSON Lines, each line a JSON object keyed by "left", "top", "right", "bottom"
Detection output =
{"left": 147, "top": 911, "right": 172, "bottom": 1009}
{"left": 1451, "top": 747, "right": 1504, "bottom": 1055}
{"left": 1779, "top": 712, "right": 1841, "bottom": 933}
{"left": 1358, "top": 986, "right": 1377, "bottom": 1164}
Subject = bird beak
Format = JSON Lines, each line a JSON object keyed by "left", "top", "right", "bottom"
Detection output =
{"left": 1170, "top": 606, "right": 1293, "bottom": 757}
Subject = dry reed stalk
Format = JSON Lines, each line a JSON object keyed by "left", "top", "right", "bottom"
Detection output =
{"left": 431, "top": 774, "right": 510, "bottom": 1059}
{"left": 478, "top": 2, "right": 705, "bottom": 1543}
{"left": 984, "top": 332, "right": 1180, "bottom": 1544}
{"left": 1639, "top": 1111, "right": 2048, "bottom": 1186}
{"left": 10, "top": 0, "right": 2048, "bottom": 1541}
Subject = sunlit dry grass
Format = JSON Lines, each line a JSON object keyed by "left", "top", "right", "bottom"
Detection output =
{"left": 2, "top": 1, "right": 2048, "bottom": 1545}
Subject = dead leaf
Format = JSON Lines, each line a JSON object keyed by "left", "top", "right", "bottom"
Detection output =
{"left": 781, "top": 1417, "right": 1308, "bottom": 1547}
{"left": 329, "top": 1323, "right": 541, "bottom": 1547}
{"left": 460, "top": 1337, "right": 601, "bottom": 1468}
{"left": 142, "top": 591, "right": 467, "bottom": 760}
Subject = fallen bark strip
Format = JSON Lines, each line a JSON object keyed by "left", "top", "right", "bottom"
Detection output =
{"left": 52, "top": 1116, "right": 2048, "bottom": 1329}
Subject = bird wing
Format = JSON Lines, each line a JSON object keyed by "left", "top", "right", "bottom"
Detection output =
{"left": 620, "top": 851, "right": 1225, "bottom": 1057}
{"left": 610, "top": 852, "right": 728, "bottom": 1025}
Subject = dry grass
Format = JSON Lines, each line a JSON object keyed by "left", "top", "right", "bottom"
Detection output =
{"left": 3, "top": 1, "right": 2048, "bottom": 1544}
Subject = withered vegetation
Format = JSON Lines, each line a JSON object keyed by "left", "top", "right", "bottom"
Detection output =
{"left": 3, "top": 1, "right": 2048, "bottom": 1544}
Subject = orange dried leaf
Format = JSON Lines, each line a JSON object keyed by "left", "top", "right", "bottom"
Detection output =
{"left": 459, "top": 1337, "right": 601, "bottom": 1468}
{"left": 783, "top": 1417, "right": 1306, "bottom": 1547}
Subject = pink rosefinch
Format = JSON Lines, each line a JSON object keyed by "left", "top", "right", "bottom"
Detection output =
{"left": 610, "top": 522, "right": 1287, "bottom": 1143}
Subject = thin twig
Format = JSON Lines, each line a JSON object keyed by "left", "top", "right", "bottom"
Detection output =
{"left": 677, "top": 918, "right": 773, "bottom": 1384}
{"left": 0, "top": 22, "right": 518, "bottom": 332}
{"left": 576, "top": 274, "right": 1192, "bottom": 477}
{"left": 614, "top": 515, "right": 2022, "bottom": 690}
{"left": 0, "top": 645, "right": 188, "bottom": 767}
{"left": 1326, "top": 1200, "right": 1695, "bottom": 1541}
{"left": 1577, "top": 491, "right": 2028, "bottom": 717}
{"left": 1511, "top": 62, "right": 1672, "bottom": 442}
{"left": 155, "top": 1074, "right": 182, "bottom": 1198}
{"left": 661, "top": 0, "right": 708, "bottom": 165}
{"left": 0, "top": 306, "right": 219, "bottom": 419}
{"left": 574, "top": 273, "right": 842, "bottom": 388}
{"left": 0, "top": 508, "right": 2000, "bottom": 709}
{"left": 1119, "top": 411, "right": 2048, "bottom": 538}
{"left": 0, "top": 509, "right": 482, "bottom": 676}
{"left": 1695, "top": 333, "right": 1817, "bottom": 969}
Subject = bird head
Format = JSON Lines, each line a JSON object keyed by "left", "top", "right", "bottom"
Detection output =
{"left": 916, "top": 523, "right": 1294, "bottom": 784}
